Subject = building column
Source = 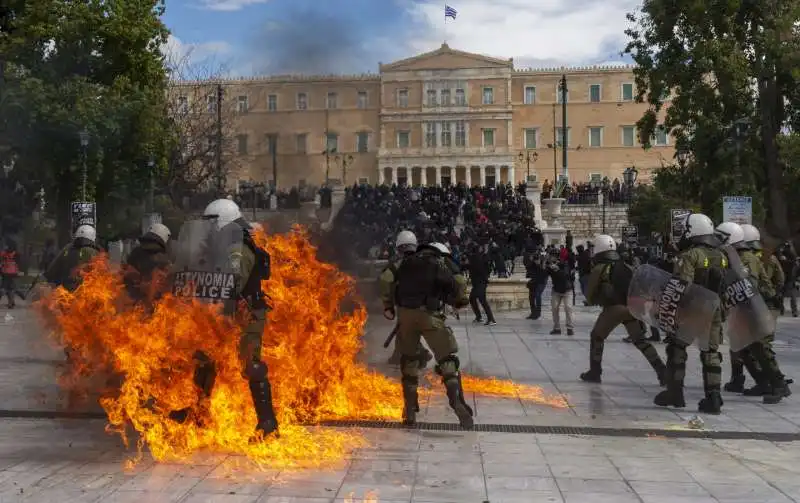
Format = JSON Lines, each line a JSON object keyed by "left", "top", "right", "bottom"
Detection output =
{"left": 508, "top": 165, "right": 515, "bottom": 186}
{"left": 378, "top": 167, "right": 384, "bottom": 185}
{"left": 391, "top": 167, "right": 398, "bottom": 185}
{"left": 465, "top": 166, "right": 471, "bottom": 187}
{"left": 435, "top": 166, "right": 442, "bottom": 186}
{"left": 480, "top": 166, "right": 486, "bottom": 186}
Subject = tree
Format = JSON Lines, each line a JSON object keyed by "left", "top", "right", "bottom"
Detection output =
{"left": 0, "top": 0, "right": 171, "bottom": 244}
{"left": 162, "top": 52, "right": 252, "bottom": 210}
{"left": 624, "top": 0, "right": 800, "bottom": 237}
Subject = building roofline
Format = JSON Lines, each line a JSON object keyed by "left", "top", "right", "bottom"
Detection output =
{"left": 513, "top": 64, "right": 636, "bottom": 74}
{"left": 170, "top": 73, "right": 381, "bottom": 86}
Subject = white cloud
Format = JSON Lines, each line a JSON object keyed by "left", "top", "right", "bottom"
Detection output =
{"left": 196, "top": 0, "right": 270, "bottom": 11}
{"left": 404, "top": 0, "right": 639, "bottom": 67}
{"left": 162, "top": 35, "right": 233, "bottom": 74}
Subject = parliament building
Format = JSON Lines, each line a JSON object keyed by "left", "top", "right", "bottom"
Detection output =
{"left": 173, "top": 43, "right": 675, "bottom": 189}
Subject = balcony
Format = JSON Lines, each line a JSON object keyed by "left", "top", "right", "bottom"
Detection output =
{"left": 379, "top": 145, "right": 513, "bottom": 158}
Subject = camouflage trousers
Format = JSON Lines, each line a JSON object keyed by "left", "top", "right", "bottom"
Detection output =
{"left": 665, "top": 308, "right": 723, "bottom": 394}
{"left": 396, "top": 307, "right": 459, "bottom": 383}
{"left": 589, "top": 305, "right": 665, "bottom": 378}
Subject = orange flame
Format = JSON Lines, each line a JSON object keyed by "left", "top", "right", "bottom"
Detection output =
{"left": 36, "top": 226, "right": 567, "bottom": 468}
{"left": 344, "top": 490, "right": 379, "bottom": 503}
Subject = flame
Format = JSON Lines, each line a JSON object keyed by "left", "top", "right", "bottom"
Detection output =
{"left": 36, "top": 226, "right": 568, "bottom": 469}
{"left": 344, "top": 490, "right": 379, "bottom": 503}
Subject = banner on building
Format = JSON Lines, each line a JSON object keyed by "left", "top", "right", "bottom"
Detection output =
{"left": 70, "top": 201, "right": 96, "bottom": 234}
{"left": 722, "top": 196, "right": 753, "bottom": 225}
{"left": 670, "top": 209, "right": 691, "bottom": 244}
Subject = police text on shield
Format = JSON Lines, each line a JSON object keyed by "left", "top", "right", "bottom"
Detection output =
{"left": 657, "top": 277, "right": 688, "bottom": 335}
{"left": 723, "top": 278, "right": 756, "bottom": 310}
{"left": 173, "top": 271, "right": 236, "bottom": 300}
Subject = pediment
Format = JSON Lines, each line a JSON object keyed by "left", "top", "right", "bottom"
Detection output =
{"left": 380, "top": 43, "right": 513, "bottom": 72}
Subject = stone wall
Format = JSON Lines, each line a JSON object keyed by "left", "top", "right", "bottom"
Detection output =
{"left": 560, "top": 203, "right": 630, "bottom": 243}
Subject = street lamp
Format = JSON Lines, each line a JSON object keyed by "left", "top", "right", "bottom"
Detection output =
{"left": 335, "top": 153, "right": 354, "bottom": 186}
{"left": 591, "top": 177, "right": 611, "bottom": 233}
{"left": 518, "top": 150, "right": 538, "bottom": 183}
{"left": 79, "top": 129, "right": 90, "bottom": 201}
{"left": 147, "top": 157, "right": 155, "bottom": 213}
{"left": 622, "top": 165, "right": 638, "bottom": 203}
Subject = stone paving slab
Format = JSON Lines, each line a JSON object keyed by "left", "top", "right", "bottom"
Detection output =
{"left": 2, "top": 296, "right": 800, "bottom": 502}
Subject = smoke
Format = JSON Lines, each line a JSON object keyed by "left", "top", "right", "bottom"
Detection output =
{"left": 246, "top": 2, "right": 411, "bottom": 76}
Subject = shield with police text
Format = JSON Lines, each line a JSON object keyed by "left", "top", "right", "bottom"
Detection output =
{"left": 171, "top": 219, "right": 241, "bottom": 306}
{"left": 720, "top": 245, "right": 774, "bottom": 352}
{"left": 627, "top": 264, "right": 721, "bottom": 349}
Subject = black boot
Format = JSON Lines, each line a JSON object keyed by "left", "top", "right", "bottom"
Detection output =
{"left": 246, "top": 362, "right": 278, "bottom": 439}
{"left": 654, "top": 385, "right": 686, "bottom": 408}
{"left": 724, "top": 356, "right": 746, "bottom": 393}
{"left": 652, "top": 360, "right": 667, "bottom": 387}
{"left": 580, "top": 361, "right": 602, "bottom": 383}
{"left": 763, "top": 375, "right": 791, "bottom": 405}
{"left": 444, "top": 375, "right": 474, "bottom": 429}
{"left": 698, "top": 392, "right": 723, "bottom": 414}
{"left": 724, "top": 375, "right": 745, "bottom": 393}
{"left": 401, "top": 378, "right": 419, "bottom": 426}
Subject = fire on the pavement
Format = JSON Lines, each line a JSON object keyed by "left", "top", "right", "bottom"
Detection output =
{"left": 36, "top": 226, "right": 568, "bottom": 468}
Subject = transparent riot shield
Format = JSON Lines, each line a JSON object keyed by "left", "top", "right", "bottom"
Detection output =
{"left": 172, "top": 219, "right": 242, "bottom": 307}
{"left": 627, "top": 264, "right": 721, "bottom": 349}
{"left": 720, "top": 245, "right": 774, "bottom": 352}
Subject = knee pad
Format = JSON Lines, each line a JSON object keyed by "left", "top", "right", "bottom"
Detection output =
{"left": 435, "top": 354, "right": 460, "bottom": 377}
{"left": 245, "top": 360, "right": 268, "bottom": 381}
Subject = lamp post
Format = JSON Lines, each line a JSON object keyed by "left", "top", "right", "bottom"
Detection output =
{"left": 335, "top": 153, "right": 354, "bottom": 186}
{"left": 675, "top": 146, "right": 691, "bottom": 206}
{"left": 591, "top": 177, "right": 611, "bottom": 233}
{"left": 558, "top": 74, "right": 568, "bottom": 179}
{"left": 732, "top": 117, "right": 751, "bottom": 177}
{"left": 622, "top": 165, "right": 638, "bottom": 203}
{"left": 518, "top": 150, "right": 538, "bottom": 183}
{"left": 147, "top": 157, "right": 155, "bottom": 213}
{"left": 322, "top": 146, "right": 337, "bottom": 185}
{"left": 78, "top": 129, "right": 89, "bottom": 201}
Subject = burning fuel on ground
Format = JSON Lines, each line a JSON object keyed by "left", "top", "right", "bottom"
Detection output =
{"left": 36, "top": 226, "right": 568, "bottom": 468}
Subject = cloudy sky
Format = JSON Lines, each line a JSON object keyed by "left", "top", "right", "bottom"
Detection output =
{"left": 162, "top": 0, "right": 641, "bottom": 78}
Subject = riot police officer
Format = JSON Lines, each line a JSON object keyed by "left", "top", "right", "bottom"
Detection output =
{"left": 123, "top": 223, "right": 172, "bottom": 304}
{"left": 389, "top": 241, "right": 471, "bottom": 428}
{"left": 655, "top": 213, "right": 726, "bottom": 414}
{"left": 379, "top": 230, "right": 433, "bottom": 366}
{"left": 43, "top": 225, "right": 102, "bottom": 291}
{"left": 580, "top": 234, "right": 666, "bottom": 384}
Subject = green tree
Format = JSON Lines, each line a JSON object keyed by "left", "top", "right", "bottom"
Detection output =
{"left": 624, "top": 0, "right": 800, "bottom": 237}
{"left": 1, "top": 0, "right": 171, "bottom": 244}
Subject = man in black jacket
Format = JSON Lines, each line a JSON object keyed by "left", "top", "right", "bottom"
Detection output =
{"left": 524, "top": 248, "right": 548, "bottom": 319}
{"left": 468, "top": 245, "right": 496, "bottom": 326}
{"left": 576, "top": 244, "right": 592, "bottom": 305}
{"left": 547, "top": 257, "right": 574, "bottom": 335}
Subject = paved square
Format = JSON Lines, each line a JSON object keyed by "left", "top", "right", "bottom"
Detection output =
{"left": 1, "top": 293, "right": 800, "bottom": 503}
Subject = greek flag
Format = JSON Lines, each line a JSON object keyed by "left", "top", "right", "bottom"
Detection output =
{"left": 445, "top": 5, "right": 457, "bottom": 19}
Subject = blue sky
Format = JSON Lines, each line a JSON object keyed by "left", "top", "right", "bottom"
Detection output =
{"left": 163, "top": 0, "right": 639, "bottom": 78}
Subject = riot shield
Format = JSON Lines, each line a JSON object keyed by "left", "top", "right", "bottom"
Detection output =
{"left": 720, "top": 245, "right": 774, "bottom": 352}
{"left": 627, "top": 264, "right": 721, "bottom": 349}
{"left": 172, "top": 219, "right": 241, "bottom": 306}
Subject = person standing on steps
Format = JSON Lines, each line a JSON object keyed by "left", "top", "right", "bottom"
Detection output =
{"left": 580, "top": 234, "right": 666, "bottom": 385}
{"left": 467, "top": 244, "right": 496, "bottom": 326}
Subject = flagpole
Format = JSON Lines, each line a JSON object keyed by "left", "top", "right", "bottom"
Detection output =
{"left": 443, "top": 3, "right": 447, "bottom": 43}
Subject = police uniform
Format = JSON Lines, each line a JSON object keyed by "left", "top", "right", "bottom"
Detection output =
{"left": 580, "top": 251, "right": 666, "bottom": 384}
{"left": 655, "top": 244, "right": 726, "bottom": 413}
{"left": 392, "top": 245, "right": 472, "bottom": 428}
{"left": 44, "top": 239, "right": 101, "bottom": 291}
{"left": 379, "top": 255, "right": 433, "bottom": 366}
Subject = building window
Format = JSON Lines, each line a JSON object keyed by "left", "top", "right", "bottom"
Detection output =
{"left": 589, "top": 173, "right": 602, "bottom": 184}
{"left": 237, "top": 95, "right": 248, "bottom": 113}
{"left": 482, "top": 87, "right": 494, "bottom": 105}
{"left": 326, "top": 92, "right": 337, "bottom": 109}
{"left": 440, "top": 89, "right": 451, "bottom": 106}
{"left": 397, "top": 89, "right": 408, "bottom": 107}
{"left": 455, "top": 121, "right": 466, "bottom": 146}
{"left": 296, "top": 92, "right": 307, "bottom": 110}
{"left": 622, "top": 83, "right": 634, "bottom": 101}
{"left": 425, "top": 123, "right": 437, "bottom": 147}
{"left": 357, "top": 132, "right": 369, "bottom": 153}
{"left": 177, "top": 96, "right": 188, "bottom": 114}
{"left": 524, "top": 128, "right": 538, "bottom": 149}
{"left": 206, "top": 94, "right": 217, "bottom": 113}
{"left": 441, "top": 122, "right": 452, "bottom": 147}
{"left": 589, "top": 127, "right": 603, "bottom": 147}
{"left": 295, "top": 133, "right": 307, "bottom": 153}
{"left": 398, "top": 131, "right": 410, "bottom": 148}
{"left": 556, "top": 87, "right": 569, "bottom": 104}
{"left": 482, "top": 128, "right": 495, "bottom": 146}
{"left": 654, "top": 125, "right": 669, "bottom": 146}
{"left": 357, "top": 91, "right": 368, "bottom": 109}
{"left": 358, "top": 177, "right": 369, "bottom": 185}
{"left": 237, "top": 134, "right": 248, "bottom": 155}
{"left": 268, "top": 94, "right": 277, "bottom": 111}
{"left": 426, "top": 89, "right": 437, "bottom": 106}
{"left": 589, "top": 84, "right": 601, "bottom": 103}
{"left": 455, "top": 88, "right": 466, "bottom": 106}
{"left": 622, "top": 126, "right": 636, "bottom": 146}
{"left": 555, "top": 127, "right": 571, "bottom": 147}
{"left": 264, "top": 134, "right": 277, "bottom": 154}
{"left": 325, "top": 133, "right": 338, "bottom": 153}
{"left": 524, "top": 86, "right": 536, "bottom": 105}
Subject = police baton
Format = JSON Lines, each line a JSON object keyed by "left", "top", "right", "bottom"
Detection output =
{"left": 382, "top": 325, "right": 398, "bottom": 348}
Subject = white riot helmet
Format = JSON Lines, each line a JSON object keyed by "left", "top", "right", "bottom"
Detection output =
{"left": 592, "top": 234, "right": 616, "bottom": 255}
{"left": 714, "top": 222, "right": 744, "bottom": 247}
{"left": 395, "top": 230, "right": 417, "bottom": 254}
{"left": 74, "top": 225, "right": 96, "bottom": 243}
{"left": 146, "top": 223, "right": 171, "bottom": 245}
{"left": 430, "top": 242, "right": 451, "bottom": 255}
{"left": 203, "top": 199, "right": 242, "bottom": 230}
{"left": 683, "top": 213, "right": 715, "bottom": 238}
{"left": 740, "top": 223, "right": 762, "bottom": 250}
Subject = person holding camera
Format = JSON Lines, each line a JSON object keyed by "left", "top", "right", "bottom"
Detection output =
{"left": 547, "top": 256, "right": 574, "bottom": 335}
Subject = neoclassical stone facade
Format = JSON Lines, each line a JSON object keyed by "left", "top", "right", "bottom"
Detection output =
{"left": 172, "top": 44, "right": 675, "bottom": 189}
